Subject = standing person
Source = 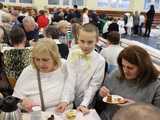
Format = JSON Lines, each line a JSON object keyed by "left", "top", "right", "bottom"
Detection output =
{"left": 139, "top": 12, "right": 145, "bottom": 36}
{"left": 133, "top": 11, "right": 140, "bottom": 35}
{"left": 126, "top": 13, "right": 133, "bottom": 36}
{"left": 73, "top": 5, "right": 81, "bottom": 19}
{"left": 56, "top": 23, "right": 105, "bottom": 114}
{"left": 82, "top": 8, "right": 89, "bottom": 25}
{"left": 144, "top": 5, "right": 155, "bottom": 37}
{"left": 98, "top": 45, "right": 160, "bottom": 120}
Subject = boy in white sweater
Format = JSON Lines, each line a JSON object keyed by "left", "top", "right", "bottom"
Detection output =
{"left": 56, "top": 23, "right": 105, "bottom": 114}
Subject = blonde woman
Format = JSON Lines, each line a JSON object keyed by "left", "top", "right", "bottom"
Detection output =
{"left": 13, "top": 38, "right": 70, "bottom": 112}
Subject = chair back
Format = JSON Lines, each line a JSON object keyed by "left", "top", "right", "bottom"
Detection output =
{"left": 3, "top": 48, "right": 31, "bottom": 80}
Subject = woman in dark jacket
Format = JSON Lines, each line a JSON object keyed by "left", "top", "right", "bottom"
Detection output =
{"left": 144, "top": 5, "right": 155, "bottom": 37}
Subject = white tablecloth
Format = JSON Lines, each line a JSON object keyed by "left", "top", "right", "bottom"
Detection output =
{"left": 22, "top": 109, "right": 101, "bottom": 120}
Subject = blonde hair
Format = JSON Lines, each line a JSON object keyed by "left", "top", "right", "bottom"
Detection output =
{"left": 57, "top": 20, "right": 70, "bottom": 29}
{"left": 1, "top": 13, "right": 11, "bottom": 23}
{"left": 31, "top": 38, "right": 61, "bottom": 69}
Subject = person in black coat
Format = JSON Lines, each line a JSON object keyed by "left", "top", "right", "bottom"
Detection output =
{"left": 144, "top": 4, "right": 155, "bottom": 37}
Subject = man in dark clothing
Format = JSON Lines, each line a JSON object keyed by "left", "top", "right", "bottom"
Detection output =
{"left": 90, "top": 10, "right": 99, "bottom": 26}
{"left": 21, "top": 16, "right": 39, "bottom": 46}
{"left": 73, "top": 5, "right": 81, "bottom": 19}
{"left": 144, "top": 5, "right": 155, "bottom": 37}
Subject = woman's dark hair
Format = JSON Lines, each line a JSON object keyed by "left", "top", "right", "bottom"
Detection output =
{"left": 9, "top": 27, "right": 26, "bottom": 46}
{"left": 45, "top": 25, "right": 59, "bottom": 39}
{"left": 117, "top": 45, "right": 160, "bottom": 88}
{"left": 39, "top": 10, "right": 45, "bottom": 15}
{"left": 83, "top": 8, "right": 88, "bottom": 13}
{"left": 108, "top": 31, "right": 120, "bottom": 45}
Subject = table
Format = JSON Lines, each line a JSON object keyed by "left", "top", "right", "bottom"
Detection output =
{"left": 22, "top": 109, "right": 101, "bottom": 120}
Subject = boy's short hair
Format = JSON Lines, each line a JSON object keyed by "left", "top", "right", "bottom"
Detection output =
{"left": 78, "top": 23, "right": 99, "bottom": 38}
{"left": 112, "top": 103, "right": 160, "bottom": 120}
{"left": 107, "top": 31, "right": 120, "bottom": 45}
{"left": 10, "top": 27, "right": 26, "bottom": 45}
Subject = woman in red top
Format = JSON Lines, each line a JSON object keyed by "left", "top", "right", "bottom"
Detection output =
{"left": 37, "top": 10, "right": 49, "bottom": 29}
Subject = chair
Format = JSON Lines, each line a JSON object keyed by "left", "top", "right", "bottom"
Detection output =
{"left": 3, "top": 48, "right": 31, "bottom": 80}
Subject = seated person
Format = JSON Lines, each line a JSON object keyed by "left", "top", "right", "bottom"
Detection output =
{"left": 0, "top": 26, "right": 9, "bottom": 50}
{"left": 100, "top": 31, "right": 123, "bottom": 73}
{"left": 3, "top": 27, "right": 31, "bottom": 80}
{"left": 45, "top": 25, "right": 69, "bottom": 59}
{"left": 98, "top": 45, "right": 160, "bottom": 120}
{"left": 57, "top": 23, "right": 105, "bottom": 114}
{"left": 57, "top": 20, "right": 70, "bottom": 44}
{"left": 13, "top": 38, "right": 70, "bottom": 112}
{"left": 0, "top": 52, "right": 13, "bottom": 97}
{"left": 112, "top": 103, "right": 160, "bottom": 120}
{"left": 107, "top": 18, "right": 119, "bottom": 33}
{"left": 21, "top": 16, "right": 39, "bottom": 46}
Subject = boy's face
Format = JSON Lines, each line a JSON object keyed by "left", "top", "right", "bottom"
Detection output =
{"left": 78, "top": 30, "right": 97, "bottom": 54}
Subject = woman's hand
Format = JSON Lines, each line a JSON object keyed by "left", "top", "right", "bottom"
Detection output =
{"left": 77, "top": 105, "right": 90, "bottom": 114}
{"left": 21, "top": 97, "right": 38, "bottom": 112}
{"left": 56, "top": 102, "right": 68, "bottom": 113}
{"left": 99, "top": 86, "right": 110, "bottom": 97}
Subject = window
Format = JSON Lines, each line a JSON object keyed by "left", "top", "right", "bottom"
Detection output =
{"left": 19, "top": 0, "right": 32, "bottom": 3}
{"left": 48, "top": 0, "right": 84, "bottom": 6}
{"left": 72, "top": 0, "right": 84, "bottom": 6}
{"left": 9, "top": 0, "right": 16, "bottom": 2}
{"left": 119, "top": 0, "right": 130, "bottom": 8}
{"left": 63, "top": 0, "right": 70, "bottom": 5}
{"left": 48, "top": 0, "right": 60, "bottom": 5}
{"left": 0, "top": 0, "right": 32, "bottom": 3}
{"left": 97, "top": 0, "right": 130, "bottom": 9}
{"left": 144, "top": 0, "right": 160, "bottom": 10}
{"left": 97, "top": 0, "right": 109, "bottom": 7}
{"left": 0, "top": 0, "right": 5, "bottom": 2}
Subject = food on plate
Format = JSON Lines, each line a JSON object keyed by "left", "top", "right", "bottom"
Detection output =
{"left": 103, "top": 95, "right": 126, "bottom": 104}
{"left": 66, "top": 110, "right": 76, "bottom": 120}
{"left": 107, "top": 95, "right": 112, "bottom": 102}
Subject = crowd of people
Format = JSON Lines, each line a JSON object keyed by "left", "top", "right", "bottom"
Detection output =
{"left": 0, "top": 2, "right": 160, "bottom": 120}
